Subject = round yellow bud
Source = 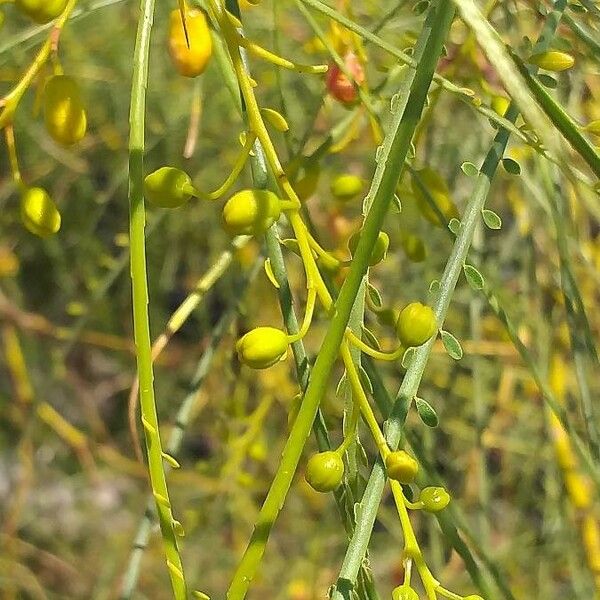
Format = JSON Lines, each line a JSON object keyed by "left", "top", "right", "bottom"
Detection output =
{"left": 419, "top": 486, "right": 450, "bottom": 512}
{"left": 392, "top": 585, "right": 420, "bottom": 600}
{"left": 144, "top": 167, "right": 194, "bottom": 208}
{"left": 385, "top": 451, "right": 419, "bottom": 484}
{"left": 20, "top": 188, "right": 61, "bottom": 238}
{"left": 43, "top": 75, "right": 87, "bottom": 146}
{"left": 330, "top": 174, "right": 363, "bottom": 201}
{"left": 395, "top": 302, "right": 437, "bottom": 347}
{"left": 400, "top": 234, "right": 426, "bottom": 262}
{"left": 222, "top": 189, "right": 282, "bottom": 237}
{"left": 305, "top": 451, "right": 344, "bottom": 493}
{"left": 15, "top": 0, "right": 67, "bottom": 23}
{"left": 236, "top": 327, "right": 288, "bottom": 369}
{"left": 529, "top": 50, "right": 575, "bottom": 72}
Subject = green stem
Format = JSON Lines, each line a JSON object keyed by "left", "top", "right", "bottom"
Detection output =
{"left": 469, "top": 225, "right": 490, "bottom": 545}
{"left": 334, "top": 0, "right": 576, "bottom": 590}
{"left": 330, "top": 1, "right": 456, "bottom": 597}
{"left": 511, "top": 53, "right": 600, "bottom": 179}
{"left": 562, "top": 12, "right": 600, "bottom": 57}
{"left": 363, "top": 357, "right": 508, "bottom": 600}
{"left": 128, "top": 0, "right": 186, "bottom": 597}
{"left": 119, "top": 266, "right": 259, "bottom": 599}
{"left": 228, "top": 0, "right": 449, "bottom": 578}
{"left": 221, "top": 3, "right": 379, "bottom": 598}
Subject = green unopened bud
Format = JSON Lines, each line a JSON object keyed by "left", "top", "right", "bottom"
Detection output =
{"left": 43, "top": 75, "right": 87, "bottom": 146}
{"left": 529, "top": 50, "right": 574, "bottom": 72}
{"left": 391, "top": 585, "right": 420, "bottom": 600}
{"left": 222, "top": 189, "right": 281, "bottom": 236}
{"left": 144, "top": 167, "right": 194, "bottom": 208}
{"left": 15, "top": 0, "right": 67, "bottom": 23}
{"left": 348, "top": 231, "right": 389, "bottom": 266}
{"left": 419, "top": 486, "right": 450, "bottom": 512}
{"left": 236, "top": 327, "right": 288, "bottom": 369}
{"left": 395, "top": 302, "right": 437, "bottom": 347}
{"left": 400, "top": 234, "right": 426, "bottom": 262}
{"left": 21, "top": 188, "right": 61, "bottom": 238}
{"left": 305, "top": 451, "right": 344, "bottom": 492}
{"left": 331, "top": 174, "right": 363, "bottom": 201}
{"left": 385, "top": 451, "right": 418, "bottom": 484}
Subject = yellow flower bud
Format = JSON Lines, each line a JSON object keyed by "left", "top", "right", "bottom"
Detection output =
{"left": 43, "top": 75, "right": 87, "bottom": 146}
{"left": 305, "top": 451, "right": 344, "bottom": 492}
{"left": 222, "top": 189, "right": 282, "bottom": 237}
{"left": 529, "top": 50, "right": 575, "bottom": 72}
{"left": 400, "top": 234, "right": 426, "bottom": 262}
{"left": 396, "top": 302, "right": 437, "bottom": 347}
{"left": 330, "top": 174, "right": 363, "bottom": 201}
{"left": 20, "top": 188, "right": 61, "bottom": 238}
{"left": 385, "top": 451, "right": 419, "bottom": 484}
{"left": 14, "top": 0, "right": 67, "bottom": 23}
{"left": 168, "top": 8, "right": 213, "bottom": 78}
{"left": 419, "top": 486, "right": 450, "bottom": 512}
{"left": 144, "top": 167, "right": 194, "bottom": 208}
{"left": 392, "top": 585, "right": 420, "bottom": 600}
{"left": 236, "top": 327, "right": 288, "bottom": 369}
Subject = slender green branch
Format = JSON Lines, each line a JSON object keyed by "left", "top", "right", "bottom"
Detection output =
{"left": 331, "top": 0, "right": 578, "bottom": 588}
{"left": 128, "top": 0, "right": 187, "bottom": 597}
{"left": 563, "top": 12, "right": 600, "bottom": 57}
{"left": 510, "top": 53, "right": 600, "bottom": 179}
{"left": 220, "top": 0, "right": 448, "bottom": 591}
{"left": 119, "top": 264, "right": 260, "bottom": 599}
{"left": 331, "top": 0, "right": 457, "bottom": 597}
{"left": 220, "top": 2, "right": 379, "bottom": 598}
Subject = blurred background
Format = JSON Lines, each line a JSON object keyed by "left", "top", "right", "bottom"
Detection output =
{"left": 1, "top": 0, "right": 599, "bottom": 598}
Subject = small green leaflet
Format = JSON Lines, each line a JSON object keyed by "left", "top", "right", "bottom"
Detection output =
{"left": 461, "top": 161, "right": 479, "bottom": 177}
{"left": 448, "top": 218, "right": 461, "bottom": 235}
{"left": 482, "top": 209, "right": 502, "bottom": 230}
{"left": 402, "top": 347, "right": 415, "bottom": 369}
{"left": 361, "top": 325, "right": 381, "bottom": 350}
{"left": 463, "top": 264, "right": 485, "bottom": 290}
{"left": 441, "top": 330, "right": 463, "bottom": 360}
{"left": 538, "top": 74, "right": 557, "bottom": 89}
{"left": 367, "top": 283, "right": 382, "bottom": 309}
{"left": 359, "top": 366, "right": 374, "bottom": 395}
{"left": 502, "top": 157, "right": 521, "bottom": 175}
{"left": 415, "top": 397, "right": 439, "bottom": 427}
